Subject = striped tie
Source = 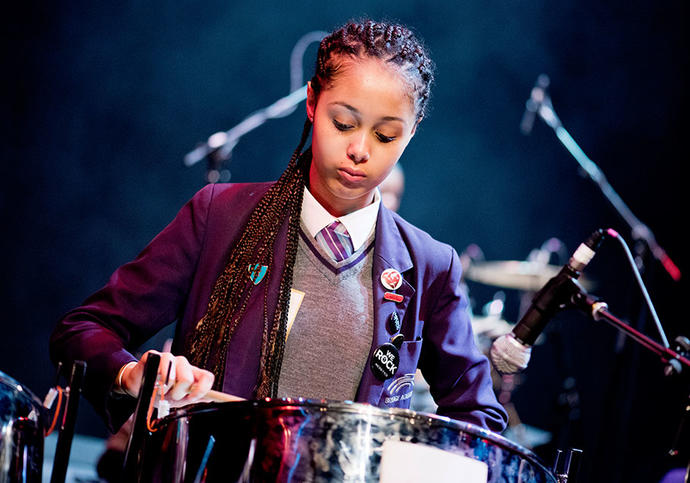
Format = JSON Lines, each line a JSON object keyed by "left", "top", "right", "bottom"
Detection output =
{"left": 316, "top": 220, "right": 354, "bottom": 262}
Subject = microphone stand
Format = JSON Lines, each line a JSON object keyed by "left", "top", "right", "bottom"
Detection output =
{"left": 569, "top": 287, "right": 690, "bottom": 374}
{"left": 569, "top": 283, "right": 690, "bottom": 474}
{"left": 184, "top": 85, "right": 308, "bottom": 183}
{"left": 183, "top": 30, "right": 326, "bottom": 183}
{"left": 531, "top": 77, "right": 681, "bottom": 283}
{"left": 527, "top": 77, "right": 682, "bottom": 478}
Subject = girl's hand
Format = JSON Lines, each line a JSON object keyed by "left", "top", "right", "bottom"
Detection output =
{"left": 117, "top": 350, "right": 214, "bottom": 407}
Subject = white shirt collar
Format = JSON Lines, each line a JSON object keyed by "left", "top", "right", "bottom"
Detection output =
{"left": 301, "top": 187, "right": 380, "bottom": 251}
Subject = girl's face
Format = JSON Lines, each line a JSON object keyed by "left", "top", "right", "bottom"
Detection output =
{"left": 306, "top": 56, "right": 418, "bottom": 217}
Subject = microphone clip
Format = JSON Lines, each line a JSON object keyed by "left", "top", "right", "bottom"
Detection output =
{"left": 570, "top": 288, "right": 608, "bottom": 321}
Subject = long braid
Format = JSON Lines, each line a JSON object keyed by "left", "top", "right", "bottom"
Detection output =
{"left": 256, "top": 162, "right": 305, "bottom": 397}
{"left": 255, "top": 144, "right": 309, "bottom": 397}
{"left": 187, "top": 119, "right": 312, "bottom": 392}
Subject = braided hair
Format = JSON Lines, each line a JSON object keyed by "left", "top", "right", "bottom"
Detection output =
{"left": 187, "top": 19, "right": 434, "bottom": 398}
{"left": 312, "top": 20, "right": 434, "bottom": 121}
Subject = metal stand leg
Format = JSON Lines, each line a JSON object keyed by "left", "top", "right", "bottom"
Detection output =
{"left": 50, "top": 360, "right": 86, "bottom": 483}
{"left": 553, "top": 448, "right": 583, "bottom": 483}
{"left": 121, "top": 353, "right": 160, "bottom": 482}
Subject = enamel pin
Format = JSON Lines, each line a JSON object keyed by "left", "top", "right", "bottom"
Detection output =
{"left": 383, "top": 292, "right": 404, "bottom": 303}
{"left": 247, "top": 264, "right": 268, "bottom": 285}
{"left": 387, "top": 312, "right": 401, "bottom": 334}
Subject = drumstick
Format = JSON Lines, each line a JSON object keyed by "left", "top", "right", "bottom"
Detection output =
{"left": 204, "top": 389, "right": 246, "bottom": 403}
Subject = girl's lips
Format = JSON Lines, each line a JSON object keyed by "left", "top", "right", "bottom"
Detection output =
{"left": 338, "top": 167, "right": 366, "bottom": 184}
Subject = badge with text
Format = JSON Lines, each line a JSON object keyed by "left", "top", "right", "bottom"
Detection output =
{"left": 370, "top": 343, "right": 400, "bottom": 381}
{"left": 380, "top": 268, "right": 403, "bottom": 291}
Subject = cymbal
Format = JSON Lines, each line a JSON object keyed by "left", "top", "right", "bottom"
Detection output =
{"left": 465, "top": 260, "right": 592, "bottom": 291}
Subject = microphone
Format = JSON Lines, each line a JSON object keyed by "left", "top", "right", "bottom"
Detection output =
{"left": 520, "top": 74, "right": 550, "bottom": 135}
{"left": 490, "top": 229, "right": 607, "bottom": 374}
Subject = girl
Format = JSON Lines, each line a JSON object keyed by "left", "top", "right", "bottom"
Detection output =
{"left": 50, "top": 19, "right": 508, "bottom": 434}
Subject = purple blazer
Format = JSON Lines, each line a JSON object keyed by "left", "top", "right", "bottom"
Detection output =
{"left": 50, "top": 182, "right": 507, "bottom": 432}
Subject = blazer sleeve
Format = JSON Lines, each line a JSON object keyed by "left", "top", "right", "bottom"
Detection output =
{"left": 49, "top": 184, "right": 215, "bottom": 431}
{"left": 419, "top": 246, "right": 509, "bottom": 433}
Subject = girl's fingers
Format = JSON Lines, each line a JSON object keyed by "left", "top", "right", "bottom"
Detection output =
{"left": 120, "top": 350, "right": 215, "bottom": 405}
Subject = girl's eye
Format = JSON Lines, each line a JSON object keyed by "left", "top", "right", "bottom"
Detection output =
{"left": 333, "top": 119, "right": 353, "bottom": 131}
{"left": 376, "top": 132, "right": 396, "bottom": 143}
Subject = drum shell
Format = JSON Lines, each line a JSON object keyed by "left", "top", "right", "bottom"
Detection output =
{"left": 139, "top": 399, "right": 556, "bottom": 483}
{"left": 0, "top": 371, "right": 45, "bottom": 483}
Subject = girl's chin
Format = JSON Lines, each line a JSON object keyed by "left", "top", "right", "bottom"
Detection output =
{"left": 326, "top": 187, "right": 375, "bottom": 211}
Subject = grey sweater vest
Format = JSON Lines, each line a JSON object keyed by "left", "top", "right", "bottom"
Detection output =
{"left": 277, "top": 226, "right": 376, "bottom": 401}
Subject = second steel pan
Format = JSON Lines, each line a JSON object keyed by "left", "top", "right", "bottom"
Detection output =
{"left": 0, "top": 370, "right": 46, "bottom": 483}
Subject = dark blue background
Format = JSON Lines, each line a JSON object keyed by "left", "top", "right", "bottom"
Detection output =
{"left": 4, "top": 1, "right": 687, "bottom": 481}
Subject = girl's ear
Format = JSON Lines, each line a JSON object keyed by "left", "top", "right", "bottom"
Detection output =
{"left": 306, "top": 81, "right": 316, "bottom": 122}
{"left": 410, "top": 116, "right": 422, "bottom": 137}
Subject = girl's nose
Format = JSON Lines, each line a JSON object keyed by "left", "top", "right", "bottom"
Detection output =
{"left": 347, "top": 133, "right": 370, "bottom": 164}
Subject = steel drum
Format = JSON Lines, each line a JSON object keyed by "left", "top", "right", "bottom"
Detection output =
{"left": 0, "top": 371, "right": 45, "bottom": 483}
{"left": 138, "top": 399, "right": 557, "bottom": 483}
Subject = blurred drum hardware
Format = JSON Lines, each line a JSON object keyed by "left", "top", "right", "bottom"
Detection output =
{"left": 409, "top": 240, "right": 563, "bottom": 452}
{"left": 473, "top": 295, "right": 553, "bottom": 451}
{"left": 459, "top": 239, "right": 584, "bottom": 451}
{"left": 486, "top": 228, "right": 690, "bottom": 480}
{"left": 465, "top": 260, "right": 563, "bottom": 293}
{"left": 464, "top": 239, "right": 593, "bottom": 295}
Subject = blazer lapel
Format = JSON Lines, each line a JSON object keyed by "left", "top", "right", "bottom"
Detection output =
{"left": 356, "top": 204, "right": 415, "bottom": 405}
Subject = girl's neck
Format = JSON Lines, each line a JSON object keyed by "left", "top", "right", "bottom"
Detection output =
{"left": 307, "top": 184, "right": 375, "bottom": 217}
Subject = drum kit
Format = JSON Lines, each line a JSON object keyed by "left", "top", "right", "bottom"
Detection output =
{"left": 0, "top": 255, "right": 581, "bottom": 483}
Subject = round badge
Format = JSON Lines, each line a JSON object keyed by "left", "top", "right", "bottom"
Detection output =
{"left": 380, "top": 268, "right": 402, "bottom": 291}
{"left": 370, "top": 343, "right": 400, "bottom": 381}
{"left": 390, "top": 333, "right": 405, "bottom": 350}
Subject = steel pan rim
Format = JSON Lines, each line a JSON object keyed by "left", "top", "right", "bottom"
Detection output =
{"left": 157, "top": 397, "right": 554, "bottom": 475}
